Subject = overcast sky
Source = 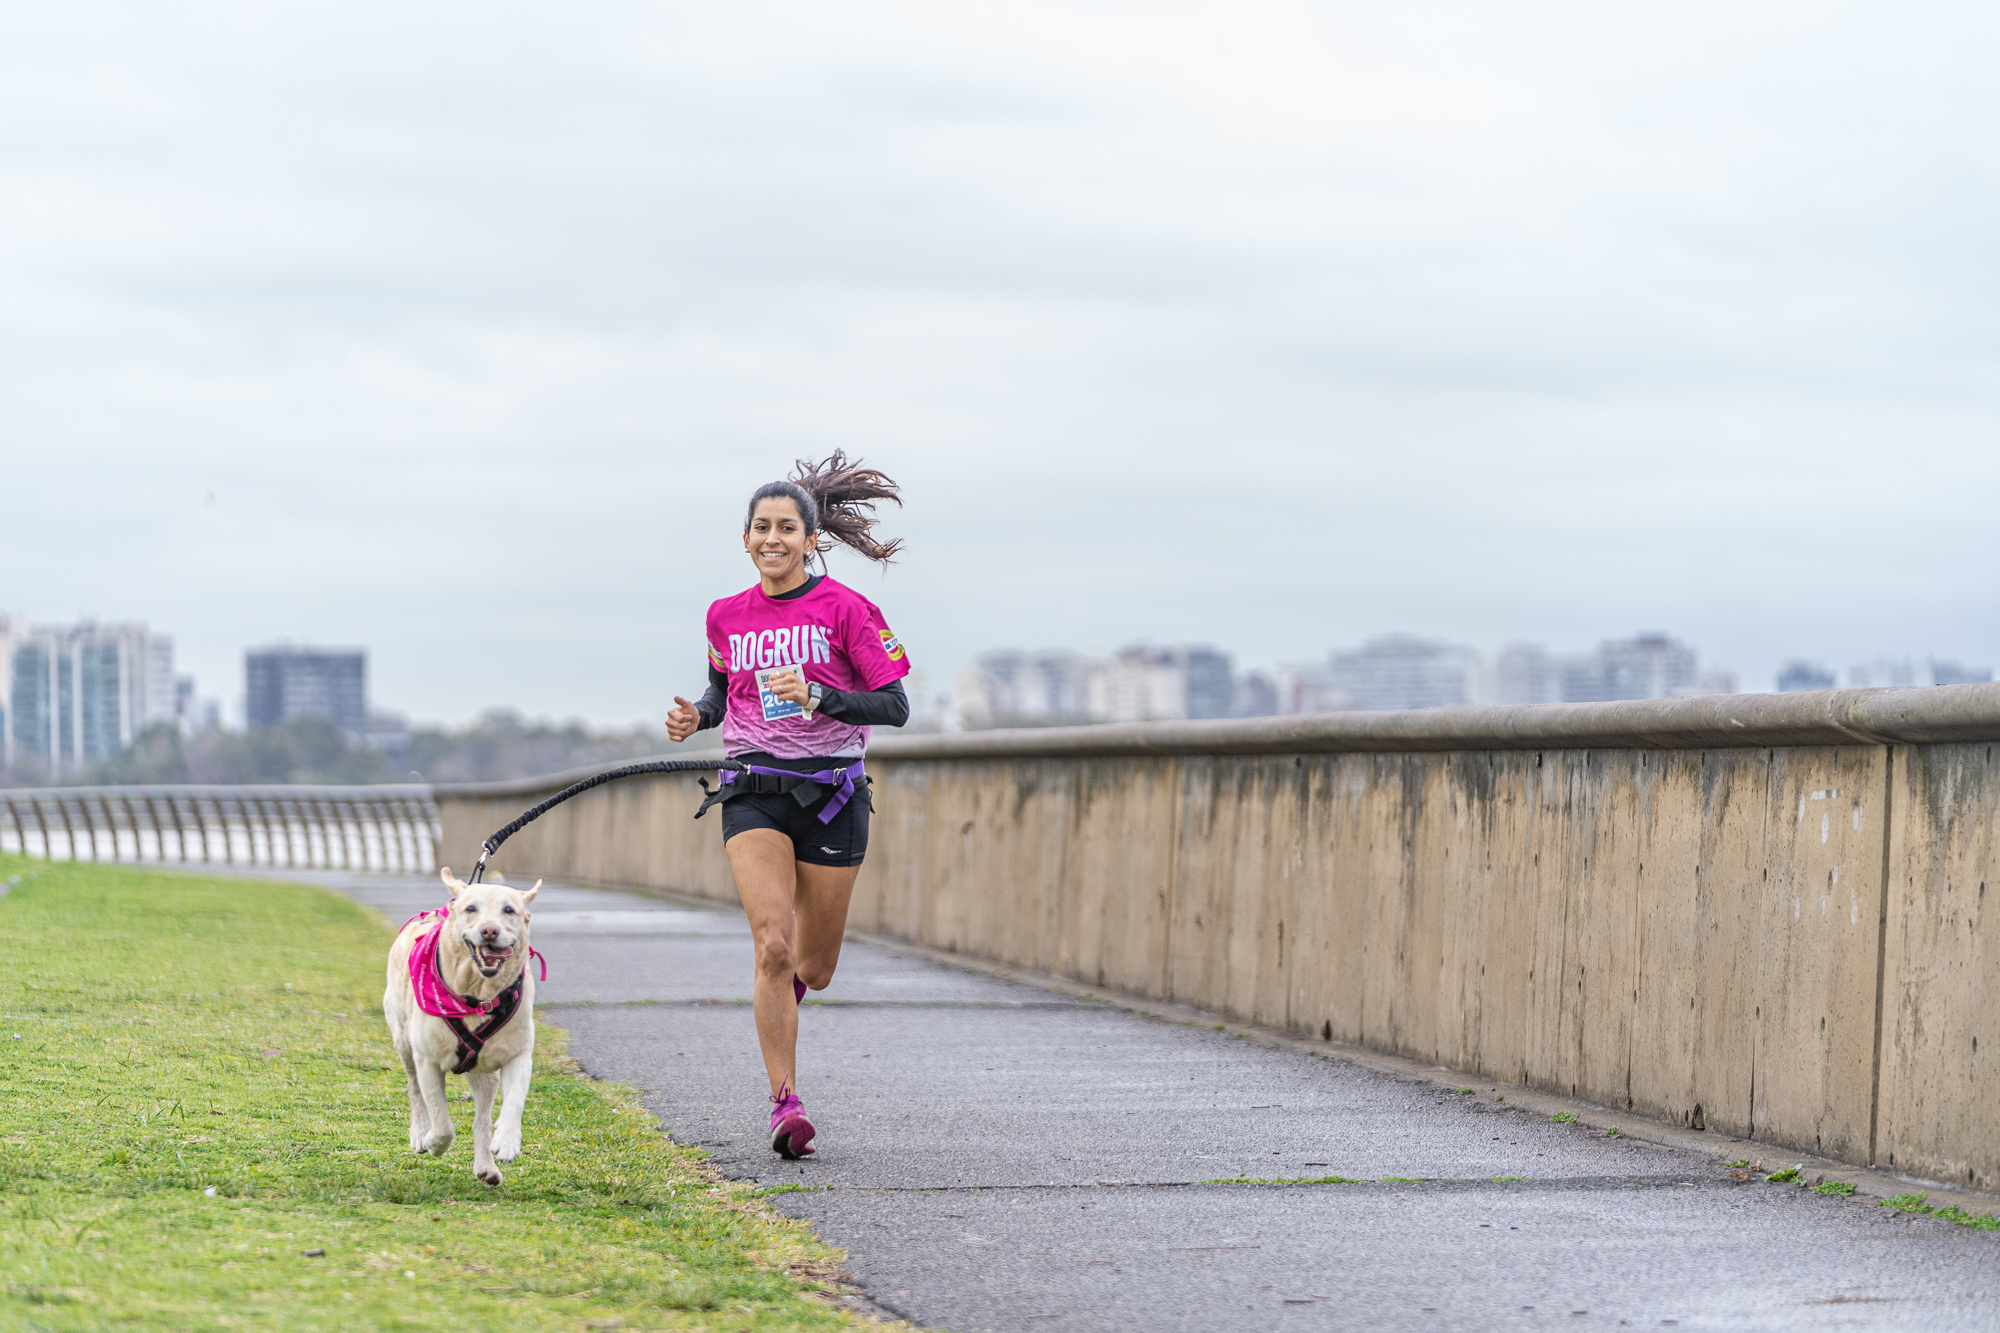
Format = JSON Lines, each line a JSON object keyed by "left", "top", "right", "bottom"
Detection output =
{"left": 5, "top": 1, "right": 1999, "bottom": 726}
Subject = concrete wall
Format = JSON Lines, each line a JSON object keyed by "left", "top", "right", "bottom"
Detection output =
{"left": 437, "top": 685, "right": 2000, "bottom": 1190}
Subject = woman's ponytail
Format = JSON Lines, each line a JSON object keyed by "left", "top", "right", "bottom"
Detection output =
{"left": 745, "top": 451, "right": 904, "bottom": 565}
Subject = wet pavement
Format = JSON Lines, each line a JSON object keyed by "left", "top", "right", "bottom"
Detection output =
{"left": 315, "top": 870, "right": 2000, "bottom": 1333}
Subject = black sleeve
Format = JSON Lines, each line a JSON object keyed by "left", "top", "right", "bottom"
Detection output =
{"left": 693, "top": 663, "right": 728, "bottom": 731}
{"left": 816, "top": 678, "right": 910, "bottom": 727}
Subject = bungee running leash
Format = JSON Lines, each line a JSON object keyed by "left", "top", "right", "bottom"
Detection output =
{"left": 467, "top": 757, "right": 748, "bottom": 885}
{"left": 693, "top": 758, "right": 869, "bottom": 825}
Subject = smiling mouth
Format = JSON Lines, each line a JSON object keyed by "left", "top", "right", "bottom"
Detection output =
{"left": 469, "top": 942, "right": 515, "bottom": 976}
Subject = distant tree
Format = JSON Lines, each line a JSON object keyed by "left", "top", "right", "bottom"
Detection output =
{"left": 401, "top": 708, "right": 685, "bottom": 783}
{"left": 64, "top": 717, "right": 399, "bottom": 787}
{"left": 7, "top": 709, "right": 714, "bottom": 789}
{"left": 83, "top": 723, "right": 192, "bottom": 785}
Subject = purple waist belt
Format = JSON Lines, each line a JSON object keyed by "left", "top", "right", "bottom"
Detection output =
{"left": 720, "top": 759, "right": 868, "bottom": 824}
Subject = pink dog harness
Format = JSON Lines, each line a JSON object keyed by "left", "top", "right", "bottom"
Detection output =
{"left": 405, "top": 907, "right": 546, "bottom": 1073}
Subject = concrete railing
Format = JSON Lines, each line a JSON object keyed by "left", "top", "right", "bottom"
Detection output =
{"left": 435, "top": 684, "right": 2000, "bottom": 1193}
{"left": 0, "top": 783, "right": 439, "bottom": 873}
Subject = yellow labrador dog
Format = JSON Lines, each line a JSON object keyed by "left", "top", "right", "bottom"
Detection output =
{"left": 384, "top": 867, "right": 540, "bottom": 1186}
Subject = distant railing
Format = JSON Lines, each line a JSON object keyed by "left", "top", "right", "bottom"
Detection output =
{"left": 0, "top": 784, "right": 438, "bottom": 873}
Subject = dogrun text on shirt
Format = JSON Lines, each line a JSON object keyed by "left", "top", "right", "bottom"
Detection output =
{"left": 726, "top": 625, "right": 832, "bottom": 672}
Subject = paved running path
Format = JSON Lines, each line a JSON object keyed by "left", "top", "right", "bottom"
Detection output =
{"left": 317, "top": 872, "right": 2000, "bottom": 1333}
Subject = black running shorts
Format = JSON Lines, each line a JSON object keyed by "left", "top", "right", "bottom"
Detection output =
{"left": 720, "top": 781, "right": 870, "bottom": 868}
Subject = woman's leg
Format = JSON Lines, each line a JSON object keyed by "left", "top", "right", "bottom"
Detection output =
{"left": 793, "top": 860, "right": 861, "bottom": 992}
{"left": 728, "top": 829, "right": 805, "bottom": 1098}
{"left": 728, "top": 830, "right": 866, "bottom": 1098}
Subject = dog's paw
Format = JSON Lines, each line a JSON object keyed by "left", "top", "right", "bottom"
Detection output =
{"left": 476, "top": 1164, "right": 504, "bottom": 1187}
{"left": 423, "top": 1128, "right": 454, "bottom": 1156}
{"left": 494, "top": 1134, "right": 521, "bottom": 1164}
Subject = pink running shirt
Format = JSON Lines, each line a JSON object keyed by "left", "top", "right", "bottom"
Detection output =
{"left": 704, "top": 577, "right": 911, "bottom": 760}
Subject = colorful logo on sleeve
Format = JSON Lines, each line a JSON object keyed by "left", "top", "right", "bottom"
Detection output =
{"left": 879, "top": 628, "right": 905, "bottom": 661}
{"left": 708, "top": 641, "right": 727, "bottom": 671}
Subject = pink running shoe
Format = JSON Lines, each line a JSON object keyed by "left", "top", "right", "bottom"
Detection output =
{"left": 769, "top": 1082, "right": 816, "bottom": 1159}
{"left": 793, "top": 974, "right": 807, "bottom": 1005}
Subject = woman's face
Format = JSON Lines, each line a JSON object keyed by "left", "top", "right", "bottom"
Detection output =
{"left": 744, "top": 496, "right": 814, "bottom": 584}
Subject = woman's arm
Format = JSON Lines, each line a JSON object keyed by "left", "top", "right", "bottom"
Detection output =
{"left": 665, "top": 664, "right": 729, "bottom": 743}
{"left": 695, "top": 664, "right": 729, "bottom": 731}
{"left": 813, "top": 678, "right": 910, "bottom": 727}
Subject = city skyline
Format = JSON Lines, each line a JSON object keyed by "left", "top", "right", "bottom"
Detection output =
{"left": 957, "top": 629, "right": 1991, "bottom": 731}
{"left": 5, "top": 604, "right": 1992, "bottom": 747}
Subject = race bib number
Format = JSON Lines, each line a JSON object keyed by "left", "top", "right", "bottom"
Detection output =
{"left": 755, "top": 666, "right": 805, "bottom": 721}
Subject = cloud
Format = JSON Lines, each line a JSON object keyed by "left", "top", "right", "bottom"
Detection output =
{"left": 3, "top": 0, "right": 1999, "bottom": 724}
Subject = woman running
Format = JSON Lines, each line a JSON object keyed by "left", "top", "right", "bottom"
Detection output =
{"left": 664, "top": 453, "right": 911, "bottom": 1160}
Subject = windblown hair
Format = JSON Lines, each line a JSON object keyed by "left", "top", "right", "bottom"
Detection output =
{"left": 744, "top": 452, "right": 904, "bottom": 565}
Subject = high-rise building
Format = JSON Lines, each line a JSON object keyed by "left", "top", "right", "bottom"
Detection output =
{"left": 173, "top": 675, "right": 220, "bottom": 733}
{"left": 1180, "top": 646, "right": 1236, "bottom": 720}
{"left": 3, "top": 620, "right": 176, "bottom": 771}
{"left": 1470, "top": 643, "right": 1564, "bottom": 706}
{"left": 1776, "top": 660, "right": 1837, "bottom": 692}
{"left": 245, "top": 646, "right": 368, "bottom": 737}
{"left": 1328, "top": 634, "right": 1476, "bottom": 711}
{"left": 1085, "top": 647, "right": 1187, "bottom": 723}
{"left": 956, "top": 643, "right": 1241, "bottom": 728}
{"left": 1561, "top": 633, "right": 1698, "bottom": 702}
{"left": 1269, "top": 663, "right": 1350, "bottom": 715}
{"left": 956, "top": 650, "right": 1091, "bottom": 729}
{"left": 1432, "top": 632, "right": 1731, "bottom": 708}
{"left": 0, "top": 615, "right": 15, "bottom": 765}
{"left": 1849, "top": 658, "right": 1993, "bottom": 689}
{"left": 1094, "top": 644, "right": 1236, "bottom": 721}
{"left": 1848, "top": 658, "right": 1923, "bottom": 689}
{"left": 1932, "top": 660, "right": 1993, "bottom": 686}
{"left": 1232, "top": 671, "right": 1280, "bottom": 719}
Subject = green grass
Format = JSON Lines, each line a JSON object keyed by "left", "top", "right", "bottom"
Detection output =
{"left": 1766, "top": 1165, "right": 1802, "bottom": 1184}
{"left": 1813, "top": 1181, "right": 1857, "bottom": 1197}
{"left": 1880, "top": 1193, "right": 2000, "bottom": 1230}
{"left": 1201, "top": 1175, "right": 1360, "bottom": 1186}
{"left": 0, "top": 858, "right": 859, "bottom": 1331}
{"left": 1550, "top": 1112, "right": 1577, "bottom": 1125}
{"left": 1724, "top": 1159, "right": 1750, "bottom": 1170}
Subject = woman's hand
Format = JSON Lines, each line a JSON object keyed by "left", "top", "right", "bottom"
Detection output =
{"left": 767, "top": 668, "right": 810, "bottom": 707}
{"left": 665, "top": 696, "right": 701, "bottom": 743}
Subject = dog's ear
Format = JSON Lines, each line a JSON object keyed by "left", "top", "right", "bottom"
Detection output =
{"left": 522, "top": 879, "right": 541, "bottom": 904}
{"left": 440, "top": 866, "right": 467, "bottom": 897}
